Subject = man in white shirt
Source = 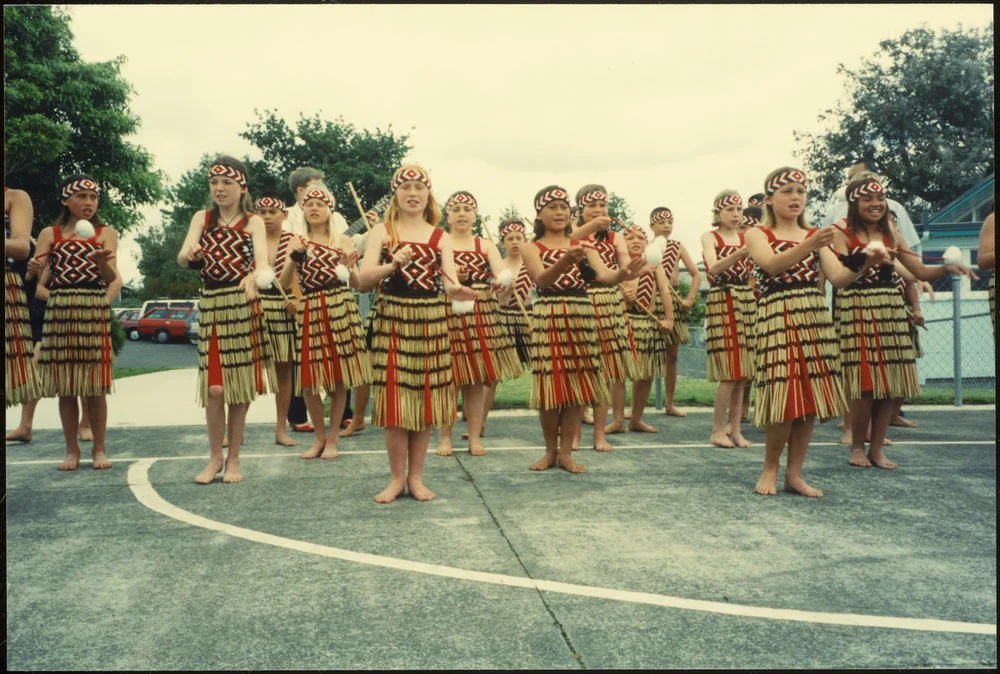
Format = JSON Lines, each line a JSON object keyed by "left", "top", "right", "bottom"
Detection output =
{"left": 821, "top": 158, "right": 920, "bottom": 249}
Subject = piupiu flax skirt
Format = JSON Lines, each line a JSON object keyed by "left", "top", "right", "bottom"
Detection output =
{"left": 38, "top": 286, "right": 114, "bottom": 398}
{"left": 196, "top": 284, "right": 276, "bottom": 407}
{"left": 259, "top": 288, "right": 298, "bottom": 363}
{"left": 530, "top": 292, "right": 611, "bottom": 410}
{"left": 753, "top": 286, "right": 847, "bottom": 426}
{"left": 626, "top": 308, "right": 667, "bottom": 380}
{"left": 370, "top": 291, "right": 455, "bottom": 431}
{"left": 445, "top": 283, "right": 524, "bottom": 386}
{"left": 587, "top": 284, "right": 640, "bottom": 382}
{"left": 296, "top": 283, "right": 373, "bottom": 395}
{"left": 705, "top": 284, "right": 756, "bottom": 382}
{"left": 836, "top": 285, "right": 920, "bottom": 401}
{"left": 497, "top": 304, "right": 532, "bottom": 368}
{"left": 5, "top": 270, "right": 43, "bottom": 406}
{"left": 653, "top": 288, "right": 691, "bottom": 346}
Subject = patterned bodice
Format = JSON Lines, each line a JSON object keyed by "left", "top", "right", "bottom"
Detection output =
{"left": 454, "top": 238, "right": 492, "bottom": 285}
{"left": 296, "top": 238, "right": 346, "bottom": 293}
{"left": 379, "top": 227, "right": 445, "bottom": 293}
{"left": 632, "top": 266, "right": 657, "bottom": 311}
{"left": 272, "top": 230, "right": 295, "bottom": 277}
{"left": 588, "top": 231, "right": 619, "bottom": 271}
{"left": 706, "top": 231, "right": 752, "bottom": 286}
{"left": 502, "top": 263, "right": 534, "bottom": 308}
{"left": 48, "top": 225, "right": 108, "bottom": 289}
{"left": 833, "top": 223, "right": 898, "bottom": 288}
{"left": 534, "top": 242, "right": 586, "bottom": 291}
{"left": 660, "top": 239, "right": 681, "bottom": 278}
{"left": 199, "top": 212, "right": 254, "bottom": 284}
{"left": 752, "top": 228, "right": 820, "bottom": 297}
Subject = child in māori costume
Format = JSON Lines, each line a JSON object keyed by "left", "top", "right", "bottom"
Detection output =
{"left": 648, "top": 207, "right": 700, "bottom": 417}
{"left": 521, "top": 185, "right": 646, "bottom": 474}
{"left": 569, "top": 184, "right": 640, "bottom": 451}
{"left": 357, "top": 165, "right": 478, "bottom": 503}
{"left": 496, "top": 218, "right": 536, "bottom": 368}
{"left": 434, "top": 191, "right": 521, "bottom": 458}
{"left": 829, "top": 174, "right": 976, "bottom": 470}
{"left": 5, "top": 187, "right": 43, "bottom": 413}
{"left": 976, "top": 209, "right": 994, "bottom": 340}
{"left": 281, "top": 186, "right": 373, "bottom": 461}
{"left": 740, "top": 205, "right": 764, "bottom": 421}
{"left": 177, "top": 156, "right": 277, "bottom": 485}
{"left": 32, "top": 175, "right": 118, "bottom": 471}
{"left": 619, "top": 225, "right": 674, "bottom": 433}
{"left": 701, "top": 190, "right": 756, "bottom": 449}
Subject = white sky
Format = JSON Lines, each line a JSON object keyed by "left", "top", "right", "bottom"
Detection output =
{"left": 63, "top": 4, "right": 993, "bottom": 285}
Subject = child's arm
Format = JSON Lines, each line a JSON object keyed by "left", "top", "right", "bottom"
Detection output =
{"left": 746, "top": 226, "right": 835, "bottom": 277}
{"left": 177, "top": 210, "right": 207, "bottom": 267}
{"left": 584, "top": 246, "right": 645, "bottom": 285}
{"left": 278, "top": 236, "right": 304, "bottom": 290}
{"left": 569, "top": 216, "right": 612, "bottom": 241}
{"left": 337, "top": 233, "right": 362, "bottom": 289}
{"left": 892, "top": 222, "right": 978, "bottom": 282}
{"left": 437, "top": 232, "right": 478, "bottom": 301}
{"left": 526, "top": 243, "right": 584, "bottom": 289}
{"left": 357, "top": 223, "right": 410, "bottom": 292}
{"left": 92, "top": 226, "right": 119, "bottom": 284}
{"left": 701, "top": 231, "right": 749, "bottom": 277}
{"left": 677, "top": 243, "right": 700, "bottom": 310}
{"left": 653, "top": 265, "right": 675, "bottom": 332}
{"left": 976, "top": 212, "right": 994, "bottom": 271}
{"left": 4, "top": 189, "right": 33, "bottom": 261}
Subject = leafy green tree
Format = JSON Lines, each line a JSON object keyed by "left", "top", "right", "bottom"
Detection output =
{"left": 3, "top": 5, "right": 163, "bottom": 234}
{"left": 498, "top": 202, "right": 522, "bottom": 223}
{"left": 607, "top": 192, "right": 635, "bottom": 232}
{"left": 794, "top": 23, "right": 994, "bottom": 218}
{"left": 676, "top": 279, "right": 706, "bottom": 325}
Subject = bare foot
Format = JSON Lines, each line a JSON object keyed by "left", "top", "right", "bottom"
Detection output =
{"left": 848, "top": 449, "right": 872, "bottom": 467}
{"left": 664, "top": 406, "right": 687, "bottom": 417}
{"left": 468, "top": 441, "right": 486, "bottom": 456}
{"left": 461, "top": 426, "right": 485, "bottom": 440}
{"left": 435, "top": 437, "right": 453, "bottom": 457}
{"left": 755, "top": 464, "right": 779, "bottom": 495}
{"left": 624, "top": 409, "right": 632, "bottom": 420}
{"left": 275, "top": 433, "right": 299, "bottom": 447}
{"left": 222, "top": 457, "right": 243, "bottom": 483}
{"left": 709, "top": 431, "right": 735, "bottom": 448}
{"left": 91, "top": 449, "right": 112, "bottom": 470}
{"left": 222, "top": 437, "right": 229, "bottom": 449}
{"left": 729, "top": 434, "right": 752, "bottom": 448}
{"left": 556, "top": 453, "right": 587, "bottom": 473}
{"left": 529, "top": 453, "right": 557, "bottom": 471}
{"left": 339, "top": 421, "right": 366, "bottom": 438}
{"left": 604, "top": 421, "right": 625, "bottom": 434}
{"left": 868, "top": 451, "right": 898, "bottom": 469}
{"left": 836, "top": 421, "right": 845, "bottom": 430}
{"left": 628, "top": 421, "right": 658, "bottom": 433}
{"left": 58, "top": 451, "right": 81, "bottom": 472}
{"left": 840, "top": 431, "right": 853, "bottom": 445}
{"left": 889, "top": 417, "right": 917, "bottom": 428}
{"left": 582, "top": 411, "right": 594, "bottom": 425}
{"left": 593, "top": 436, "right": 614, "bottom": 452}
{"left": 78, "top": 427, "right": 94, "bottom": 442}
{"left": 407, "top": 479, "right": 436, "bottom": 501}
{"left": 374, "top": 480, "right": 406, "bottom": 503}
{"left": 194, "top": 457, "right": 224, "bottom": 484}
{"left": 784, "top": 475, "right": 823, "bottom": 497}
{"left": 6, "top": 427, "right": 32, "bottom": 443}
{"left": 320, "top": 442, "right": 339, "bottom": 460}
{"left": 300, "top": 440, "right": 324, "bottom": 459}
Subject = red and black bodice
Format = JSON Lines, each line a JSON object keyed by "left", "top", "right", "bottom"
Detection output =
{"left": 705, "top": 231, "right": 752, "bottom": 287}
{"left": 630, "top": 267, "right": 657, "bottom": 312}
{"left": 502, "top": 263, "right": 534, "bottom": 309}
{"left": 296, "top": 238, "right": 346, "bottom": 294}
{"left": 660, "top": 239, "right": 681, "bottom": 278}
{"left": 533, "top": 241, "right": 586, "bottom": 294}
{"left": 832, "top": 224, "right": 898, "bottom": 288}
{"left": 379, "top": 227, "right": 445, "bottom": 294}
{"left": 752, "top": 228, "right": 820, "bottom": 297}
{"left": 198, "top": 212, "right": 254, "bottom": 285}
{"left": 454, "top": 238, "right": 492, "bottom": 286}
{"left": 47, "top": 224, "right": 108, "bottom": 289}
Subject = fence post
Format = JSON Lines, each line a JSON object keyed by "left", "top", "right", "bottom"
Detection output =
{"left": 952, "top": 273, "right": 962, "bottom": 406}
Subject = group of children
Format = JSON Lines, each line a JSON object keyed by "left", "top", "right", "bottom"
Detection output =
{"left": 4, "top": 161, "right": 985, "bottom": 502}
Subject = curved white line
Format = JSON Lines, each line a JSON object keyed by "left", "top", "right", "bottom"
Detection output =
{"left": 127, "top": 459, "right": 995, "bottom": 636}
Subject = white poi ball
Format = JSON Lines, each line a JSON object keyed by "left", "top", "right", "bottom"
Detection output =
{"left": 451, "top": 299, "right": 475, "bottom": 314}
{"left": 643, "top": 242, "right": 662, "bottom": 266}
{"left": 865, "top": 239, "right": 887, "bottom": 255}
{"left": 334, "top": 263, "right": 351, "bottom": 283}
{"left": 495, "top": 268, "right": 513, "bottom": 287}
{"left": 943, "top": 246, "right": 962, "bottom": 265}
{"left": 255, "top": 266, "right": 276, "bottom": 289}
{"left": 74, "top": 219, "right": 95, "bottom": 239}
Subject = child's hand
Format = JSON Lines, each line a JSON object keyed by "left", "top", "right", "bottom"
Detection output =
{"left": 564, "top": 245, "right": 586, "bottom": 263}
{"left": 457, "top": 266, "right": 470, "bottom": 282}
{"left": 621, "top": 256, "right": 647, "bottom": 280}
{"left": 91, "top": 247, "right": 115, "bottom": 267}
{"left": 391, "top": 244, "right": 413, "bottom": 268}
{"left": 658, "top": 318, "right": 674, "bottom": 333}
{"left": 342, "top": 248, "right": 360, "bottom": 269}
{"left": 239, "top": 274, "right": 258, "bottom": 301}
{"left": 449, "top": 284, "right": 478, "bottom": 302}
{"left": 27, "top": 257, "right": 45, "bottom": 277}
{"left": 284, "top": 297, "right": 298, "bottom": 316}
{"left": 364, "top": 210, "right": 380, "bottom": 227}
{"left": 680, "top": 297, "right": 693, "bottom": 313}
{"left": 620, "top": 284, "right": 637, "bottom": 304}
{"left": 183, "top": 244, "right": 204, "bottom": 264}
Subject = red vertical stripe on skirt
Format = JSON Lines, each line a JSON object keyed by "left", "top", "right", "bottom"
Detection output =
{"left": 249, "top": 301, "right": 264, "bottom": 392}
{"left": 724, "top": 292, "right": 742, "bottom": 381}
{"left": 385, "top": 327, "right": 399, "bottom": 427}
{"left": 565, "top": 300, "right": 594, "bottom": 402}
{"left": 472, "top": 302, "right": 497, "bottom": 381}
{"left": 423, "top": 319, "right": 433, "bottom": 425}
{"left": 300, "top": 300, "right": 313, "bottom": 389}
{"left": 856, "top": 306, "right": 873, "bottom": 393}
{"left": 318, "top": 294, "right": 343, "bottom": 384}
{"left": 208, "top": 325, "right": 223, "bottom": 387}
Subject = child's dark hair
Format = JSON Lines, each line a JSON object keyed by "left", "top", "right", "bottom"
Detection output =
{"left": 844, "top": 175, "right": 891, "bottom": 240}
{"left": 532, "top": 185, "right": 572, "bottom": 240}
{"left": 744, "top": 205, "right": 763, "bottom": 221}
{"left": 206, "top": 155, "right": 253, "bottom": 228}
{"left": 56, "top": 173, "right": 107, "bottom": 228}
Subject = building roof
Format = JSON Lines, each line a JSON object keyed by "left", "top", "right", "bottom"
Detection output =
{"left": 928, "top": 174, "right": 994, "bottom": 225}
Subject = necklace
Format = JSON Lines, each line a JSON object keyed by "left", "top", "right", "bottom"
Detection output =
{"left": 219, "top": 210, "right": 242, "bottom": 227}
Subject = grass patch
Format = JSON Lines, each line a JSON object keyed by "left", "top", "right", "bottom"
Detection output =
{"left": 492, "top": 373, "right": 720, "bottom": 408}
{"left": 908, "top": 388, "right": 995, "bottom": 405}
{"left": 114, "top": 367, "right": 180, "bottom": 379}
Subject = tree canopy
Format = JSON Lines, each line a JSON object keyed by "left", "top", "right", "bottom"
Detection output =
{"left": 3, "top": 5, "right": 163, "bottom": 234}
{"left": 794, "top": 23, "right": 994, "bottom": 218}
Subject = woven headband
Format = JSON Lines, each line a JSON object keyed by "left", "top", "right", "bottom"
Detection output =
{"left": 256, "top": 196, "right": 286, "bottom": 211}
{"left": 748, "top": 196, "right": 763, "bottom": 207}
{"left": 498, "top": 221, "right": 526, "bottom": 239}
{"left": 392, "top": 166, "right": 432, "bottom": 192}
{"left": 446, "top": 192, "right": 478, "bottom": 210}
{"left": 649, "top": 208, "right": 672, "bottom": 225}
{"left": 208, "top": 164, "right": 247, "bottom": 188}
{"left": 577, "top": 189, "right": 608, "bottom": 208}
{"left": 847, "top": 179, "right": 885, "bottom": 203}
{"left": 713, "top": 194, "right": 743, "bottom": 212}
{"left": 534, "top": 187, "right": 570, "bottom": 213}
{"left": 741, "top": 214, "right": 759, "bottom": 228}
{"left": 623, "top": 225, "right": 648, "bottom": 242}
{"left": 61, "top": 178, "right": 100, "bottom": 199}
{"left": 765, "top": 169, "right": 807, "bottom": 195}
{"left": 303, "top": 188, "right": 334, "bottom": 209}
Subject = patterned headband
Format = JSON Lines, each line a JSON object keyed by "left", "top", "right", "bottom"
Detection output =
{"left": 649, "top": 208, "right": 672, "bottom": 225}
{"left": 623, "top": 224, "right": 649, "bottom": 242}
{"left": 534, "top": 187, "right": 570, "bottom": 213}
{"left": 208, "top": 164, "right": 247, "bottom": 188}
{"left": 741, "top": 214, "right": 759, "bottom": 228}
{"left": 847, "top": 179, "right": 885, "bottom": 203}
{"left": 255, "top": 196, "right": 286, "bottom": 211}
{"left": 61, "top": 178, "right": 101, "bottom": 199}
{"left": 446, "top": 192, "right": 478, "bottom": 211}
{"left": 391, "top": 166, "right": 432, "bottom": 192}
{"left": 577, "top": 189, "right": 608, "bottom": 208}
{"left": 765, "top": 169, "right": 807, "bottom": 195}
{"left": 748, "top": 196, "right": 763, "bottom": 207}
{"left": 303, "top": 188, "right": 334, "bottom": 209}
{"left": 713, "top": 194, "right": 743, "bottom": 212}
{"left": 498, "top": 221, "right": 526, "bottom": 239}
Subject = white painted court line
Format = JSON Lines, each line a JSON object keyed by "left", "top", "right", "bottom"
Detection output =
{"left": 125, "top": 459, "right": 995, "bottom": 636}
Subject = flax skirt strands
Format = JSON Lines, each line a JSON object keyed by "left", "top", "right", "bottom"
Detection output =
{"left": 705, "top": 285, "right": 756, "bottom": 382}
{"left": 5, "top": 271, "right": 42, "bottom": 406}
{"left": 370, "top": 292, "right": 455, "bottom": 431}
{"left": 753, "top": 286, "right": 847, "bottom": 426}
{"left": 626, "top": 309, "right": 667, "bottom": 380}
{"left": 446, "top": 284, "right": 523, "bottom": 386}
{"left": 296, "top": 284, "right": 373, "bottom": 395}
{"left": 497, "top": 305, "right": 531, "bottom": 367}
{"left": 588, "top": 284, "right": 640, "bottom": 382}
{"left": 530, "top": 293, "right": 611, "bottom": 410}
{"left": 654, "top": 290, "right": 690, "bottom": 346}
{"left": 259, "top": 289, "right": 298, "bottom": 363}
{"left": 38, "top": 287, "right": 114, "bottom": 398}
{"left": 836, "top": 285, "right": 920, "bottom": 401}
{"left": 196, "top": 285, "right": 276, "bottom": 407}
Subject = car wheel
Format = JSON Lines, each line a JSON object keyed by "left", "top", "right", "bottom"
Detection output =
{"left": 128, "top": 328, "right": 140, "bottom": 341}
{"left": 155, "top": 330, "right": 170, "bottom": 344}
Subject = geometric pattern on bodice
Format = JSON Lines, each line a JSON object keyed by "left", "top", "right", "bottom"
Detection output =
{"left": 835, "top": 225, "right": 896, "bottom": 287}
{"left": 660, "top": 239, "right": 681, "bottom": 278}
{"left": 535, "top": 242, "right": 586, "bottom": 291}
{"left": 706, "top": 232, "right": 752, "bottom": 286}
{"left": 752, "top": 233, "right": 819, "bottom": 297}
{"left": 200, "top": 223, "right": 253, "bottom": 284}
{"left": 297, "top": 239, "right": 344, "bottom": 292}
{"left": 454, "top": 248, "right": 492, "bottom": 284}
{"left": 633, "top": 268, "right": 656, "bottom": 311}
{"left": 380, "top": 239, "right": 444, "bottom": 293}
{"left": 273, "top": 230, "right": 295, "bottom": 277}
{"left": 502, "top": 263, "right": 535, "bottom": 308}
{"left": 590, "top": 231, "right": 618, "bottom": 270}
{"left": 49, "top": 237, "right": 107, "bottom": 288}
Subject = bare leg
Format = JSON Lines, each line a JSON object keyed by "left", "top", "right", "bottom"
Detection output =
{"left": 223, "top": 402, "right": 248, "bottom": 483}
{"left": 663, "top": 345, "right": 686, "bottom": 416}
{"left": 465, "top": 382, "right": 496, "bottom": 439}
{"left": 710, "top": 381, "right": 736, "bottom": 447}
{"left": 571, "top": 417, "right": 581, "bottom": 451}
{"left": 195, "top": 386, "right": 226, "bottom": 483}
{"left": 784, "top": 416, "right": 822, "bottom": 497}
{"left": 340, "top": 383, "right": 370, "bottom": 437}
{"left": 867, "top": 398, "right": 898, "bottom": 469}
{"left": 530, "top": 409, "right": 560, "bottom": 470}
{"left": 321, "top": 385, "right": 347, "bottom": 459}
{"left": 605, "top": 381, "right": 627, "bottom": 434}
{"left": 375, "top": 427, "right": 408, "bottom": 502}
{"left": 628, "top": 379, "right": 657, "bottom": 432}
{"left": 57, "top": 396, "right": 82, "bottom": 471}
{"left": 593, "top": 400, "right": 614, "bottom": 451}
{"left": 6, "top": 399, "right": 38, "bottom": 442}
{"left": 582, "top": 406, "right": 594, "bottom": 425}
{"left": 405, "top": 428, "right": 435, "bottom": 500}
{"left": 274, "top": 362, "right": 297, "bottom": 446}
{"left": 848, "top": 397, "right": 873, "bottom": 467}
{"left": 889, "top": 399, "right": 916, "bottom": 428}
{"left": 78, "top": 398, "right": 93, "bottom": 442}
{"left": 728, "top": 382, "right": 752, "bottom": 447}
{"left": 557, "top": 406, "right": 587, "bottom": 473}
{"left": 840, "top": 408, "right": 853, "bottom": 445}
{"left": 83, "top": 395, "right": 111, "bottom": 469}
{"left": 300, "top": 389, "right": 326, "bottom": 459}
{"left": 463, "top": 383, "right": 487, "bottom": 456}
{"left": 756, "top": 420, "right": 791, "bottom": 495}
{"left": 435, "top": 424, "right": 454, "bottom": 456}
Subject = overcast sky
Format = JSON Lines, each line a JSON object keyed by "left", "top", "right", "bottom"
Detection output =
{"left": 63, "top": 4, "right": 993, "bottom": 285}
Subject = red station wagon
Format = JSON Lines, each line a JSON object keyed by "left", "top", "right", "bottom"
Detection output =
{"left": 138, "top": 307, "right": 195, "bottom": 343}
